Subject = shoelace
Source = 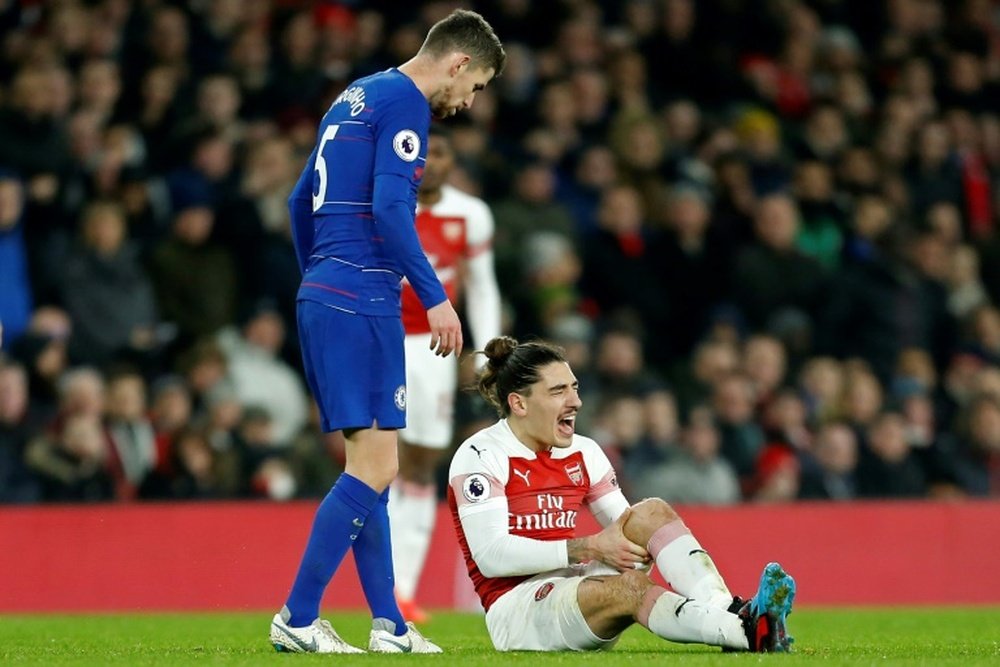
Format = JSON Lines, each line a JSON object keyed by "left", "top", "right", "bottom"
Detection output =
{"left": 404, "top": 622, "right": 432, "bottom": 649}
{"left": 316, "top": 619, "right": 346, "bottom": 645}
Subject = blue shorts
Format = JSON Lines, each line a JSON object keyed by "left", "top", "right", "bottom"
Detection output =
{"left": 296, "top": 300, "right": 407, "bottom": 432}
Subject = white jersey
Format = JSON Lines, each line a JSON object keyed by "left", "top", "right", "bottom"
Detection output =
{"left": 447, "top": 420, "right": 629, "bottom": 611}
{"left": 401, "top": 184, "right": 500, "bottom": 353}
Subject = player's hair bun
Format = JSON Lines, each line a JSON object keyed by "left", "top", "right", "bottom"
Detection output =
{"left": 484, "top": 335, "right": 517, "bottom": 368}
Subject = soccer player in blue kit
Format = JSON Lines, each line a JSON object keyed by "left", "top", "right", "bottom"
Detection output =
{"left": 269, "top": 10, "right": 505, "bottom": 655}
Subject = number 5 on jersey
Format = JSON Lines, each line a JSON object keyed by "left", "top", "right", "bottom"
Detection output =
{"left": 312, "top": 124, "right": 340, "bottom": 212}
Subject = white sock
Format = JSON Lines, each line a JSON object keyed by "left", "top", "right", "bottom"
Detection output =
{"left": 638, "top": 586, "right": 748, "bottom": 650}
{"left": 387, "top": 480, "right": 437, "bottom": 601}
{"left": 647, "top": 520, "right": 733, "bottom": 609}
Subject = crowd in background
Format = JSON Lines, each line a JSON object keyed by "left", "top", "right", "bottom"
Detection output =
{"left": 1, "top": 0, "right": 1000, "bottom": 504}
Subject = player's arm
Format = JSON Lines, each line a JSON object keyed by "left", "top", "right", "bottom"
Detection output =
{"left": 372, "top": 93, "right": 461, "bottom": 355}
{"left": 371, "top": 90, "right": 446, "bottom": 311}
{"left": 583, "top": 443, "right": 632, "bottom": 528}
{"left": 372, "top": 173, "right": 447, "bottom": 309}
{"left": 288, "top": 147, "right": 317, "bottom": 273}
{"left": 455, "top": 484, "right": 568, "bottom": 577}
{"left": 463, "top": 201, "right": 502, "bottom": 354}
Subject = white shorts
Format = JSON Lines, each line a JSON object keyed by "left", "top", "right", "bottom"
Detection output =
{"left": 485, "top": 562, "right": 622, "bottom": 652}
{"left": 399, "top": 333, "right": 458, "bottom": 449}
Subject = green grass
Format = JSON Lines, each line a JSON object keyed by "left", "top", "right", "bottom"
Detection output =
{"left": 1, "top": 608, "right": 998, "bottom": 666}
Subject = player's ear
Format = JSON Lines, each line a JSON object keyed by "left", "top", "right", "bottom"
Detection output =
{"left": 508, "top": 392, "right": 527, "bottom": 417}
{"left": 449, "top": 53, "right": 471, "bottom": 77}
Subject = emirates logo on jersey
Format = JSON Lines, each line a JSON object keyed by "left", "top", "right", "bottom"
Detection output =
{"left": 509, "top": 493, "right": 578, "bottom": 532}
{"left": 565, "top": 462, "right": 584, "bottom": 486}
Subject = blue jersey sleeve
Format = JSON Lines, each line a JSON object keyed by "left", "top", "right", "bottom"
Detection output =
{"left": 288, "top": 147, "right": 317, "bottom": 273}
{"left": 370, "top": 84, "right": 446, "bottom": 309}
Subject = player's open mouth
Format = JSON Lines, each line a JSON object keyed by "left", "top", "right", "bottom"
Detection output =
{"left": 557, "top": 415, "right": 576, "bottom": 437}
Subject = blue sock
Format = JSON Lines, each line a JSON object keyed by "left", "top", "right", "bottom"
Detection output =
{"left": 285, "top": 473, "right": 379, "bottom": 627}
{"left": 353, "top": 488, "right": 407, "bottom": 635}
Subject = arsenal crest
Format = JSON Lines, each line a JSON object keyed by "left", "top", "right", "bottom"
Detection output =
{"left": 565, "top": 462, "right": 583, "bottom": 486}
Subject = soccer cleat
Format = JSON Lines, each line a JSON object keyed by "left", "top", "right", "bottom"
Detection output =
{"left": 368, "top": 618, "right": 443, "bottom": 653}
{"left": 270, "top": 605, "right": 365, "bottom": 654}
{"left": 397, "top": 597, "right": 431, "bottom": 624}
{"left": 737, "top": 562, "right": 796, "bottom": 652}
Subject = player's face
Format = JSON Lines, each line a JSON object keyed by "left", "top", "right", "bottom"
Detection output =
{"left": 511, "top": 361, "right": 582, "bottom": 451}
{"left": 419, "top": 134, "right": 454, "bottom": 193}
{"left": 430, "top": 63, "right": 494, "bottom": 119}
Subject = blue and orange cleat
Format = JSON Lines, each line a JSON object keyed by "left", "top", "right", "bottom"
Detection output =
{"left": 735, "top": 562, "right": 796, "bottom": 652}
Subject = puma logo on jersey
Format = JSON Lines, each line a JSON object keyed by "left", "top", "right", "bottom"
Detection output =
{"left": 513, "top": 468, "right": 531, "bottom": 486}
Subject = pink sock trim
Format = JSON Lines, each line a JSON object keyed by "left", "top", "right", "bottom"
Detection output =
{"left": 398, "top": 480, "right": 436, "bottom": 498}
{"left": 637, "top": 585, "right": 668, "bottom": 628}
{"left": 646, "top": 519, "right": 691, "bottom": 558}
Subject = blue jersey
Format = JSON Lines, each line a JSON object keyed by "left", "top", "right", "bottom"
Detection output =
{"left": 289, "top": 68, "right": 447, "bottom": 317}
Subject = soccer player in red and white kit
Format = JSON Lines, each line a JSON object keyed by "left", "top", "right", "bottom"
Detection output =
{"left": 449, "top": 336, "right": 796, "bottom": 652}
{"left": 389, "top": 124, "right": 501, "bottom": 622}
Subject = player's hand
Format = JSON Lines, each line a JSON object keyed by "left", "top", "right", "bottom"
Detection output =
{"left": 426, "top": 300, "right": 463, "bottom": 358}
{"left": 590, "top": 507, "right": 650, "bottom": 572}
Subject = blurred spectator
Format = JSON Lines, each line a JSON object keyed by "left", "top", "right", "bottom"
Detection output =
{"left": 792, "top": 159, "right": 844, "bottom": 269}
{"left": 236, "top": 406, "right": 295, "bottom": 500}
{"left": 798, "top": 356, "right": 846, "bottom": 425}
{"left": 750, "top": 443, "right": 800, "bottom": 503}
{"left": 580, "top": 184, "right": 667, "bottom": 357}
{"left": 678, "top": 338, "right": 741, "bottom": 412}
{"left": 947, "top": 244, "right": 990, "bottom": 320}
{"left": 0, "top": 67, "right": 72, "bottom": 189}
{"left": 904, "top": 120, "right": 963, "bottom": 219}
{"left": 25, "top": 413, "right": 113, "bottom": 502}
{"left": 733, "top": 193, "right": 825, "bottom": 331}
{"left": 0, "top": 170, "right": 31, "bottom": 344}
{"left": 492, "top": 161, "right": 576, "bottom": 298}
{"left": 593, "top": 324, "right": 664, "bottom": 398}
{"left": 823, "top": 225, "right": 955, "bottom": 383}
{"left": 140, "top": 426, "right": 222, "bottom": 500}
{"left": 949, "top": 394, "right": 1000, "bottom": 496}
{"left": 0, "top": 361, "right": 41, "bottom": 502}
{"left": 857, "top": 411, "right": 928, "bottom": 498}
{"left": 743, "top": 334, "right": 788, "bottom": 414}
{"left": 148, "top": 375, "right": 192, "bottom": 463}
{"left": 517, "top": 231, "right": 582, "bottom": 335}
{"left": 216, "top": 303, "right": 308, "bottom": 447}
{"left": 655, "top": 184, "right": 731, "bottom": 360}
{"left": 150, "top": 178, "right": 238, "bottom": 345}
{"left": 103, "top": 368, "right": 156, "bottom": 500}
{"left": 59, "top": 201, "right": 159, "bottom": 367}
{"left": 712, "top": 372, "right": 766, "bottom": 486}
{"left": 798, "top": 421, "right": 859, "bottom": 501}
{"left": 640, "top": 405, "right": 740, "bottom": 506}
{"left": 9, "top": 308, "right": 71, "bottom": 420}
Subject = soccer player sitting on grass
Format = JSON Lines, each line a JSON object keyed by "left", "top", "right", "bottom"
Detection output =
{"left": 448, "top": 336, "right": 796, "bottom": 652}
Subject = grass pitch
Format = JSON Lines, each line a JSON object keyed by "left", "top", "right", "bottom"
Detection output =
{"left": 1, "top": 607, "right": 998, "bottom": 666}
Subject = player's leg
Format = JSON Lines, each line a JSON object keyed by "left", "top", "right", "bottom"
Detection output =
{"left": 619, "top": 498, "right": 796, "bottom": 651}
{"left": 483, "top": 565, "right": 747, "bottom": 652}
{"left": 390, "top": 442, "right": 443, "bottom": 622}
{"left": 484, "top": 567, "right": 622, "bottom": 651}
{"left": 349, "top": 318, "right": 442, "bottom": 653}
{"left": 272, "top": 303, "right": 378, "bottom": 653}
{"left": 622, "top": 497, "right": 734, "bottom": 609}
{"left": 389, "top": 333, "right": 456, "bottom": 621}
{"left": 577, "top": 570, "right": 750, "bottom": 650}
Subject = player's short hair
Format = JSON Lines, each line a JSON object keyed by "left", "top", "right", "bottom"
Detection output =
{"left": 476, "top": 336, "right": 566, "bottom": 416}
{"left": 419, "top": 9, "right": 506, "bottom": 77}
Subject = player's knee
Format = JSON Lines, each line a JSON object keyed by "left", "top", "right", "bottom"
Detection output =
{"left": 623, "top": 498, "right": 680, "bottom": 545}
